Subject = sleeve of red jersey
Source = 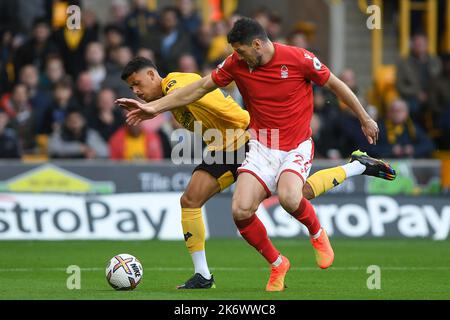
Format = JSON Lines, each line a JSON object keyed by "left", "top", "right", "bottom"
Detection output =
{"left": 210, "top": 54, "right": 234, "bottom": 87}
{"left": 298, "top": 48, "right": 331, "bottom": 86}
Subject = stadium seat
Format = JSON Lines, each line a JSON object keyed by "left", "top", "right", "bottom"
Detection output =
{"left": 433, "top": 150, "right": 450, "bottom": 190}
{"left": 21, "top": 134, "right": 49, "bottom": 162}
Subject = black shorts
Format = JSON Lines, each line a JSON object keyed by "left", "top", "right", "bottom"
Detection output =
{"left": 193, "top": 141, "right": 250, "bottom": 191}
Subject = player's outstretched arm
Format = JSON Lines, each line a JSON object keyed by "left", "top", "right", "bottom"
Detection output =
{"left": 324, "top": 72, "right": 379, "bottom": 145}
{"left": 116, "top": 75, "right": 218, "bottom": 125}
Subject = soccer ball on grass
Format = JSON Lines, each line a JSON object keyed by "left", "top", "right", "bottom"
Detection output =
{"left": 105, "top": 253, "right": 143, "bottom": 290}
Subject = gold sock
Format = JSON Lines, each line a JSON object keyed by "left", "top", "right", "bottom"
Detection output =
{"left": 306, "top": 166, "right": 347, "bottom": 198}
{"left": 181, "top": 208, "right": 205, "bottom": 253}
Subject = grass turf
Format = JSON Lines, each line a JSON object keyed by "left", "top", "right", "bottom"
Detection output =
{"left": 0, "top": 239, "right": 449, "bottom": 300}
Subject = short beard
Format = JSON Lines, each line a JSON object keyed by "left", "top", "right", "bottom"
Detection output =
{"left": 255, "top": 54, "right": 263, "bottom": 67}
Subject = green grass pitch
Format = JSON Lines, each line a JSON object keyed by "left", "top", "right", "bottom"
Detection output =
{"left": 0, "top": 239, "right": 449, "bottom": 300}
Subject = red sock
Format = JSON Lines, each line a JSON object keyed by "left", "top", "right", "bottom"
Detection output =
{"left": 234, "top": 214, "right": 280, "bottom": 264}
{"left": 290, "top": 198, "right": 321, "bottom": 235}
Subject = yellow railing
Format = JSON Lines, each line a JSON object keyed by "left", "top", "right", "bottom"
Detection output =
{"left": 360, "top": 0, "right": 440, "bottom": 60}
{"left": 399, "top": 0, "right": 438, "bottom": 57}
{"left": 444, "top": 0, "right": 450, "bottom": 52}
{"left": 358, "top": 0, "right": 383, "bottom": 77}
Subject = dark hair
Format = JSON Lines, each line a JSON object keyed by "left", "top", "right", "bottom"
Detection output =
{"left": 53, "top": 75, "right": 73, "bottom": 90}
{"left": 160, "top": 6, "right": 181, "bottom": 18}
{"left": 121, "top": 56, "right": 157, "bottom": 80}
{"left": 32, "top": 16, "right": 50, "bottom": 28}
{"left": 227, "top": 17, "right": 268, "bottom": 45}
{"left": 103, "top": 24, "right": 124, "bottom": 36}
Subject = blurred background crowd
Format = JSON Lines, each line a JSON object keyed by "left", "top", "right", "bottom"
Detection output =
{"left": 0, "top": 0, "right": 449, "bottom": 161}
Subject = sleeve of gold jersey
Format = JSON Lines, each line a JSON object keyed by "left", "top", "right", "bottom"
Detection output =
{"left": 161, "top": 72, "right": 200, "bottom": 96}
{"left": 161, "top": 72, "right": 249, "bottom": 128}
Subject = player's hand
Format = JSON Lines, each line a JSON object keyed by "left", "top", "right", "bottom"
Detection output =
{"left": 361, "top": 118, "right": 379, "bottom": 145}
{"left": 115, "top": 98, "right": 158, "bottom": 126}
{"left": 115, "top": 98, "right": 142, "bottom": 112}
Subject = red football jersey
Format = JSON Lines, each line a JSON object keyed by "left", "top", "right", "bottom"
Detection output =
{"left": 211, "top": 43, "right": 330, "bottom": 151}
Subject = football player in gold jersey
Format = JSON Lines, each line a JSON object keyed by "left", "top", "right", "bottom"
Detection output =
{"left": 117, "top": 57, "right": 396, "bottom": 289}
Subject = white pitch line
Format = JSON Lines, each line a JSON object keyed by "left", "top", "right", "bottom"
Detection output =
{"left": 0, "top": 266, "right": 449, "bottom": 272}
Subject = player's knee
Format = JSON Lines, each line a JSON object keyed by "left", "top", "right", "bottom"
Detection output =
{"left": 231, "top": 199, "right": 256, "bottom": 220}
{"left": 180, "top": 192, "right": 204, "bottom": 208}
{"left": 278, "top": 188, "right": 302, "bottom": 213}
{"left": 302, "top": 182, "right": 315, "bottom": 200}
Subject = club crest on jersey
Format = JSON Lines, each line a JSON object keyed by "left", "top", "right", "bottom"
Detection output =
{"left": 165, "top": 80, "right": 177, "bottom": 92}
{"left": 280, "top": 65, "right": 289, "bottom": 78}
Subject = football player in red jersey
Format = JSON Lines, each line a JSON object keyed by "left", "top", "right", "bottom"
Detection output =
{"left": 118, "top": 18, "right": 395, "bottom": 291}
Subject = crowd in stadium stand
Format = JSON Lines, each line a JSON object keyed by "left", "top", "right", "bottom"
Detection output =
{"left": 0, "top": 0, "right": 449, "bottom": 161}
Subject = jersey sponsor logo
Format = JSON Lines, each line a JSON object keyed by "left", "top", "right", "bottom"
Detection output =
{"left": 165, "top": 80, "right": 177, "bottom": 92}
{"left": 280, "top": 65, "right": 289, "bottom": 78}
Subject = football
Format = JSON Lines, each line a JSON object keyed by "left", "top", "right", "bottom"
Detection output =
{"left": 105, "top": 253, "right": 143, "bottom": 290}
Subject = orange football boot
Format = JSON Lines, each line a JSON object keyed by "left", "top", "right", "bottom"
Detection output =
{"left": 265, "top": 255, "right": 291, "bottom": 292}
{"left": 310, "top": 229, "right": 334, "bottom": 269}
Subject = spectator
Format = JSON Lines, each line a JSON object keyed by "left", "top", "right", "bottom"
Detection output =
{"left": 18, "top": 64, "right": 52, "bottom": 127}
{"left": 39, "top": 54, "right": 67, "bottom": 93}
{"left": 206, "top": 20, "right": 232, "bottom": 64}
{"left": 0, "top": 83, "right": 36, "bottom": 153}
{"left": 102, "top": 45, "right": 134, "bottom": 98}
{"left": 287, "top": 30, "right": 310, "bottom": 49}
{"left": 48, "top": 109, "right": 108, "bottom": 159}
{"left": 267, "top": 13, "right": 285, "bottom": 43}
{"left": 41, "top": 76, "right": 78, "bottom": 134}
{"left": 136, "top": 47, "right": 156, "bottom": 61}
{"left": 312, "top": 86, "right": 345, "bottom": 158}
{"left": 109, "top": 0, "right": 130, "bottom": 29}
{"left": 252, "top": 7, "right": 271, "bottom": 30}
{"left": 74, "top": 71, "right": 96, "bottom": 115}
{"left": 0, "top": 29, "right": 18, "bottom": 95}
{"left": 103, "top": 24, "right": 125, "bottom": 64}
{"left": 429, "top": 54, "right": 450, "bottom": 149}
{"left": 87, "top": 88, "right": 124, "bottom": 142}
{"left": 124, "top": 0, "right": 158, "bottom": 51}
{"left": 0, "top": 111, "right": 21, "bottom": 158}
{"left": 372, "top": 99, "right": 434, "bottom": 158}
{"left": 176, "top": 0, "right": 202, "bottom": 66}
{"left": 142, "top": 6, "right": 192, "bottom": 75}
{"left": 191, "top": 23, "right": 213, "bottom": 67}
{"left": 339, "top": 68, "right": 366, "bottom": 107}
{"left": 396, "top": 34, "right": 442, "bottom": 123}
{"left": 52, "top": 9, "right": 99, "bottom": 77}
{"left": 85, "top": 42, "right": 107, "bottom": 91}
{"left": 13, "top": 17, "right": 58, "bottom": 73}
{"left": 109, "top": 123, "right": 163, "bottom": 160}
{"left": 177, "top": 0, "right": 202, "bottom": 36}
{"left": 178, "top": 54, "right": 199, "bottom": 73}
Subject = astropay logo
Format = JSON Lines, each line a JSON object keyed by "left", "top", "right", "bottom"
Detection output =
{"left": 256, "top": 196, "right": 450, "bottom": 240}
{"left": 0, "top": 193, "right": 209, "bottom": 240}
